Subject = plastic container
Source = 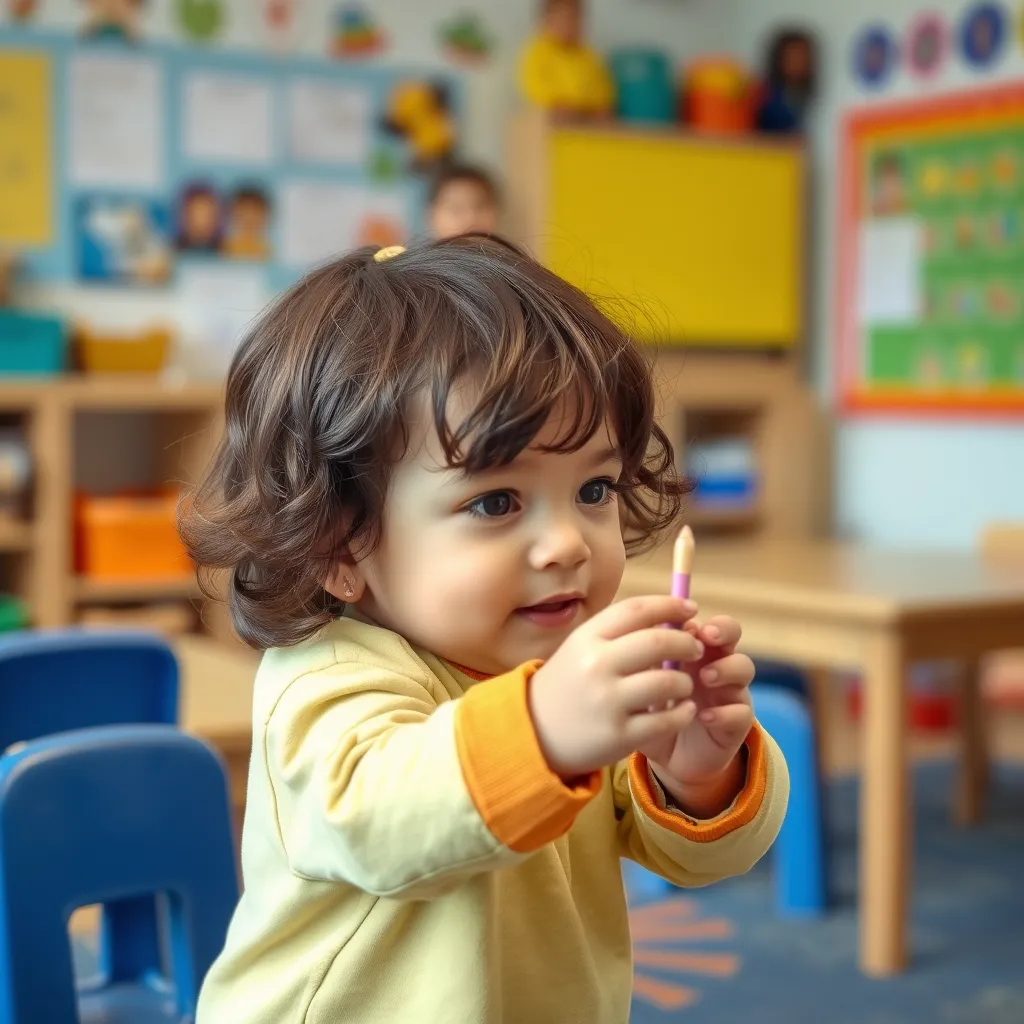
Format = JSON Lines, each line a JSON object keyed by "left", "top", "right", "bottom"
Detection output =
{"left": 0, "top": 310, "right": 67, "bottom": 376}
{"left": 0, "top": 594, "right": 28, "bottom": 632}
{"left": 75, "top": 492, "right": 192, "bottom": 581}
{"left": 609, "top": 48, "right": 675, "bottom": 124}
{"left": 77, "top": 328, "right": 170, "bottom": 374}
{"left": 683, "top": 57, "right": 756, "bottom": 134}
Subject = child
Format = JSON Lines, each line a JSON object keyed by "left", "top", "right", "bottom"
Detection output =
{"left": 183, "top": 237, "right": 788, "bottom": 1023}
{"left": 518, "top": 0, "right": 615, "bottom": 115}
{"left": 428, "top": 163, "right": 500, "bottom": 239}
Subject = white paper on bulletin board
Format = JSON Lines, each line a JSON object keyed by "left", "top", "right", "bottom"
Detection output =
{"left": 68, "top": 53, "right": 164, "bottom": 189}
{"left": 287, "top": 79, "right": 371, "bottom": 166}
{"left": 183, "top": 71, "right": 274, "bottom": 166}
{"left": 280, "top": 182, "right": 407, "bottom": 268}
{"left": 178, "top": 262, "right": 270, "bottom": 377}
{"left": 857, "top": 218, "right": 922, "bottom": 325}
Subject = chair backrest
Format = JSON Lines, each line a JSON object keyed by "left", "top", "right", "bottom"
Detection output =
{"left": 0, "top": 629, "right": 177, "bottom": 754}
{"left": 0, "top": 725, "right": 238, "bottom": 1023}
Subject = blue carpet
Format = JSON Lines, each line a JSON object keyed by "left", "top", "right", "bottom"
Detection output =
{"left": 628, "top": 761, "right": 1024, "bottom": 1023}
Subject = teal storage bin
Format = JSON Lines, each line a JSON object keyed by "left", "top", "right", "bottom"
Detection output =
{"left": 0, "top": 310, "right": 66, "bottom": 376}
{"left": 609, "top": 48, "right": 675, "bottom": 124}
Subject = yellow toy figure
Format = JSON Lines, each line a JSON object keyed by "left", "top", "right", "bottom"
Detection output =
{"left": 518, "top": 0, "right": 614, "bottom": 116}
{"left": 383, "top": 81, "right": 456, "bottom": 171}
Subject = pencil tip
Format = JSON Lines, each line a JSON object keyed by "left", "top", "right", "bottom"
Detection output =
{"left": 673, "top": 524, "right": 695, "bottom": 574}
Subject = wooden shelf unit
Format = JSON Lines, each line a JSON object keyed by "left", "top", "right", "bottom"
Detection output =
{"left": 0, "top": 375, "right": 227, "bottom": 637}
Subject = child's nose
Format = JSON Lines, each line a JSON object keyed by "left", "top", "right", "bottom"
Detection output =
{"left": 529, "top": 518, "right": 590, "bottom": 570}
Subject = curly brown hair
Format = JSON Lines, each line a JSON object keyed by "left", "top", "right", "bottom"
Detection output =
{"left": 180, "top": 235, "right": 688, "bottom": 650}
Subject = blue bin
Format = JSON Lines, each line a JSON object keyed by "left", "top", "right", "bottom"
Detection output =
{"left": 609, "top": 48, "right": 675, "bottom": 124}
{"left": 0, "top": 310, "right": 67, "bottom": 376}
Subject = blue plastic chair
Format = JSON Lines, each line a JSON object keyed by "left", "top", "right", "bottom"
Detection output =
{"left": 0, "top": 725, "right": 238, "bottom": 1024}
{"left": 0, "top": 629, "right": 178, "bottom": 753}
{"left": 0, "top": 629, "right": 179, "bottom": 998}
{"left": 751, "top": 683, "right": 826, "bottom": 917}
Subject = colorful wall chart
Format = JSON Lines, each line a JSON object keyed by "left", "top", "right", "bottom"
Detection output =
{"left": 838, "top": 82, "right": 1024, "bottom": 415}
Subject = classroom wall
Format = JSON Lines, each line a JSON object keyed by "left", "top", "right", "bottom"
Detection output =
{"left": 722, "top": 0, "right": 1024, "bottom": 548}
{"left": 10, "top": 0, "right": 731, "bottom": 348}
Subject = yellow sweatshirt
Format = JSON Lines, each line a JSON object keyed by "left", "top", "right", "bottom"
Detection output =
{"left": 518, "top": 33, "right": 615, "bottom": 114}
{"left": 197, "top": 614, "right": 788, "bottom": 1024}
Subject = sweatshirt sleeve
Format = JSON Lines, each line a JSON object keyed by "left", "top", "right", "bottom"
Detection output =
{"left": 264, "top": 658, "right": 600, "bottom": 899}
{"left": 613, "top": 723, "right": 789, "bottom": 887}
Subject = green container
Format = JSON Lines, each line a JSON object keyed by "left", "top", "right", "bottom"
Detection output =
{"left": 0, "top": 310, "right": 67, "bottom": 376}
{"left": 0, "top": 594, "right": 28, "bottom": 632}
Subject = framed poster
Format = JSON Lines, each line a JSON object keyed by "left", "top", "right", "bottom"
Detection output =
{"left": 838, "top": 82, "right": 1024, "bottom": 416}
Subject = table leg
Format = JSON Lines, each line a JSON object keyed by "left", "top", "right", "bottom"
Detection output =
{"left": 860, "top": 629, "right": 910, "bottom": 976}
{"left": 955, "top": 656, "right": 988, "bottom": 826}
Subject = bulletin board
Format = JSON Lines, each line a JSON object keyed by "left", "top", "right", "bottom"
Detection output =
{"left": 838, "top": 83, "right": 1024, "bottom": 416}
{"left": 0, "top": 25, "right": 459, "bottom": 295}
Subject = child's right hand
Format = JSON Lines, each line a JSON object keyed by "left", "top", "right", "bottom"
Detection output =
{"left": 528, "top": 596, "right": 704, "bottom": 778}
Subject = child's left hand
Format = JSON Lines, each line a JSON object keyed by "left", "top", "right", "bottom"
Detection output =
{"left": 637, "top": 613, "right": 755, "bottom": 819}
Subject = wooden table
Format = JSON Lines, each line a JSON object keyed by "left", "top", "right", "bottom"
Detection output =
{"left": 619, "top": 540, "right": 1024, "bottom": 977}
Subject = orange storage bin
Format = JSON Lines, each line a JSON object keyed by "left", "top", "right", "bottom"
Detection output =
{"left": 75, "top": 492, "right": 192, "bottom": 581}
{"left": 683, "top": 58, "right": 755, "bottom": 134}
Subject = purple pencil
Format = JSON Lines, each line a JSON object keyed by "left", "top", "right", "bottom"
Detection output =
{"left": 664, "top": 525, "right": 695, "bottom": 672}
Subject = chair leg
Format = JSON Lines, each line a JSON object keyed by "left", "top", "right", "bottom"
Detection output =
{"left": 955, "top": 657, "right": 989, "bottom": 826}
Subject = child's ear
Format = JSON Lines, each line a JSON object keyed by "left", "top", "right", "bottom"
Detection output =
{"left": 325, "top": 562, "right": 366, "bottom": 603}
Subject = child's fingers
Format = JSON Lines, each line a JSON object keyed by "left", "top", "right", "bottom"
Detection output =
{"left": 620, "top": 669, "right": 694, "bottom": 713}
{"left": 699, "top": 653, "right": 754, "bottom": 689}
{"left": 699, "top": 615, "right": 742, "bottom": 653}
{"left": 696, "top": 701, "right": 754, "bottom": 740}
{"left": 597, "top": 596, "right": 698, "bottom": 640}
{"left": 607, "top": 626, "right": 704, "bottom": 675}
{"left": 626, "top": 699, "right": 698, "bottom": 745}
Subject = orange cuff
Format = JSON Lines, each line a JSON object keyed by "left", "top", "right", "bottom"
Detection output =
{"left": 455, "top": 662, "right": 601, "bottom": 853}
{"left": 628, "top": 722, "right": 769, "bottom": 844}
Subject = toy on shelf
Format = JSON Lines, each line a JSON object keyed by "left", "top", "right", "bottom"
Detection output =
{"left": 756, "top": 27, "right": 818, "bottom": 134}
{"left": 683, "top": 58, "right": 755, "bottom": 134}
{"left": 439, "top": 12, "right": 493, "bottom": 66}
{"left": 608, "top": 48, "right": 674, "bottom": 124}
{"left": 518, "top": 0, "right": 614, "bottom": 116}
{"left": 0, "top": 429, "right": 31, "bottom": 522}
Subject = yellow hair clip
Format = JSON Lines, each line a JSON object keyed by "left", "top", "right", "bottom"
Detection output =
{"left": 374, "top": 245, "right": 406, "bottom": 263}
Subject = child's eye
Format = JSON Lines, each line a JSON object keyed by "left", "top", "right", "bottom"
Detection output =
{"left": 466, "top": 491, "right": 519, "bottom": 518}
{"left": 578, "top": 478, "right": 618, "bottom": 506}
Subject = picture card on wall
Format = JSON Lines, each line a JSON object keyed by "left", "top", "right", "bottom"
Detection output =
{"left": 288, "top": 78, "right": 372, "bottom": 165}
{"left": 280, "top": 181, "right": 406, "bottom": 267}
{"left": 183, "top": 71, "right": 275, "bottom": 165}
{"left": 75, "top": 195, "right": 172, "bottom": 286}
{"left": 69, "top": 53, "right": 164, "bottom": 189}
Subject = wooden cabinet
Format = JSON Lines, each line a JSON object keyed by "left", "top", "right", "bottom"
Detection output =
{"left": 507, "top": 111, "right": 805, "bottom": 348}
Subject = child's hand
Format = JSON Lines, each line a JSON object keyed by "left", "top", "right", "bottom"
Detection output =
{"left": 638, "top": 615, "right": 755, "bottom": 819}
{"left": 528, "top": 596, "right": 703, "bottom": 778}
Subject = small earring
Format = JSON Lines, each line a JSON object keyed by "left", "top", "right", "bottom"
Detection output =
{"left": 342, "top": 577, "right": 355, "bottom": 599}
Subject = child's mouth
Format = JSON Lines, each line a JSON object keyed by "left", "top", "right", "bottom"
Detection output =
{"left": 516, "top": 597, "right": 582, "bottom": 628}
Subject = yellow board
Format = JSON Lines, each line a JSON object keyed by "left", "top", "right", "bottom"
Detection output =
{"left": 546, "top": 129, "right": 802, "bottom": 346}
{"left": 0, "top": 51, "right": 53, "bottom": 247}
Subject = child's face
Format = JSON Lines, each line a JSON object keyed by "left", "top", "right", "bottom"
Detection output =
{"left": 232, "top": 197, "right": 268, "bottom": 238}
{"left": 545, "top": 1, "right": 581, "bottom": 45}
{"left": 429, "top": 181, "right": 498, "bottom": 240}
{"left": 342, "top": 390, "right": 627, "bottom": 676}
{"left": 184, "top": 193, "right": 218, "bottom": 243}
